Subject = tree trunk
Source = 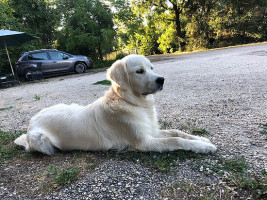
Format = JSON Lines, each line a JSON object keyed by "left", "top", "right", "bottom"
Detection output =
{"left": 172, "top": 3, "right": 184, "bottom": 51}
{"left": 173, "top": 4, "right": 182, "bottom": 38}
{"left": 98, "top": 44, "right": 103, "bottom": 61}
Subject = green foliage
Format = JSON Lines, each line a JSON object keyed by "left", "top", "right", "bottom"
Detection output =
{"left": 0, "top": 129, "right": 25, "bottom": 165}
{"left": 0, "top": 0, "right": 266, "bottom": 74}
{"left": 46, "top": 165, "right": 78, "bottom": 186}
{"left": 163, "top": 176, "right": 267, "bottom": 199}
{"left": 113, "top": 0, "right": 267, "bottom": 55}
{"left": 93, "top": 80, "right": 111, "bottom": 85}
{"left": 0, "top": 106, "right": 13, "bottom": 111}
{"left": 230, "top": 174, "right": 267, "bottom": 199}
{"left": 259, "top": 123, "right": 267, "bottom": 135}
{"left": 56, "top": 0, "right": 116, "bottom": 61}
{"left": 213, "top": 156, "right": 248, "bottom": 174}
{"left": 10, "top": 0, "right": 59, "bottom": 46}
{"left": 109, "top": 150, "right": 203, "bottom": 173}
{"left": 191, "top": 128, "right": 211, "bottom": 136}
{"left": 0, "top": 0, "right": 59, "bottom": 73}
{"left": 34, "top": 94, "right": 41, "bottom": 101}
{"left": 157, "top": 22, "right": 177, "bottom": 54}
{"left": 160, "top": 121, "right": 173, "bottom": 130}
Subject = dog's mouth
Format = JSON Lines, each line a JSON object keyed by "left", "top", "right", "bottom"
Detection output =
{"left": 158, "top": 85, "right": 163, "bottom": 91}
{"left": 142, "top": 85, "right": 164, "bottom": 95}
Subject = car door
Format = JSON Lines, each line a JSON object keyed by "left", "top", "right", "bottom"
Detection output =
{"left": 47, "top": 51, "right": 73, "bottom": 72}
{"left": 28, "top": 52, "right": 50, "bottom": 73}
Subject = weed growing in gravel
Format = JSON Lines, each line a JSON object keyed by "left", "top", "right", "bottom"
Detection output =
{"left": 212, "top": 156, "right": 248, "bottom": 174}
{"left": 161, "top": 181, "right": 221, "bottom": 200}
{"left": 93, "top": 80, "right": 111, "bottom": 85}
{"left": 0, "top": 130, "right": 25, "bottom": 165}
{"left": 0, "top": 106, "right": 13, "bottom": 111}
{"left": 34, "top": 94, "right": 41, "bottom": 101}
{"left": 191, "top": 155, "right": 248, "bottom": 175}
{"left": 190, "top": 128, "right": 211, "bottom": 136}
{"left": 46, "top": 165, "right": 79, "bottom": 186}
{"left": 109, "top": 150, "right": 204, "bottom": 173}
{"left": 230, "top": 174, "right": 267, "bottom": 199}
{"left": 160, "top": 121, "right": 173, "bottom": 129}
{"left": 161, "top": 178, "right": 266, "bottom": 200}
{"left": 259, "top": 123, "right": 267, "bottom": 135}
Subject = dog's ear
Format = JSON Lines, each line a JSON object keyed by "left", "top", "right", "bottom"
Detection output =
{"left": 107, "top": 60, "right": 128, "bottom": 89}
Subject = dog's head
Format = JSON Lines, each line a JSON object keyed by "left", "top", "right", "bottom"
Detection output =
{"left": 107, "top": 55, "right": 164, "bottom": 96}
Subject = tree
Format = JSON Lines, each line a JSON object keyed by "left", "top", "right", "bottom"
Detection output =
{"left": 56, "top": 0, "right": 116, "bottom": 60}
{"left": 0, "top": 0, "right": 59, "bottom": 73}
{"left": 111, "top": 0, "right": 163, "bottom": 55}
{"left": 0, "top": 0, "right": 19, "bottom": 30}
{"left": 10, "top": 0, "right": 59, "bottom": 47}
{"left": 136, "top": 0, "right": 192, "bottom": 50}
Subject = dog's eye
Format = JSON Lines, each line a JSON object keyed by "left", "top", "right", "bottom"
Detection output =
{"left": 136, "top": 69, "right": 144, "bottom": 74}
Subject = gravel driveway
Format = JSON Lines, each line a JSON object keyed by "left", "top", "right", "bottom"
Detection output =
{"left": 0, "top": 44, "right": 266, "bottom": 199}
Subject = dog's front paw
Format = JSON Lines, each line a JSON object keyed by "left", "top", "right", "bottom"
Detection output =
{"left": 190, "top": 141, "right": 217, "bottom": 154}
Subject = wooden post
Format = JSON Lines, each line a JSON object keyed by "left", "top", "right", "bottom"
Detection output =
{"left": 4, "top": 39, "right": 15, "bottom": 76}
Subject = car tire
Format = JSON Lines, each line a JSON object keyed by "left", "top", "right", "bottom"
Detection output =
{"left": 74, "top": 62, "right": 86, "bottom": 74}
{"left": 24, "top": 68, "right": 34, "bottom": 81}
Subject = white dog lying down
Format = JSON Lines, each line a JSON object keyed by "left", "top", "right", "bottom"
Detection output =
{"left": 15, "top": 55, "right": 217, "bottom": 155}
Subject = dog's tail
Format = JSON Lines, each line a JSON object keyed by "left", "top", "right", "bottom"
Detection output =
{"left": 14, "top": 132, "right": 55, "bottom": 155}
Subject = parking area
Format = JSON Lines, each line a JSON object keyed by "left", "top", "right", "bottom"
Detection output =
{"left": 0, "top": 44, "right": 266, "bottom": 199}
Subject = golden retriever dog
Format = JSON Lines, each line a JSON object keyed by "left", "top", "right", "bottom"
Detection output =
{"left": 14, "top": 55, "right": 217, "bottom": 155}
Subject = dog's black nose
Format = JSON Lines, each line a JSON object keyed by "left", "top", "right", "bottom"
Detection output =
{"left": 156, "top": 77, "right": 165, "bottom": 85}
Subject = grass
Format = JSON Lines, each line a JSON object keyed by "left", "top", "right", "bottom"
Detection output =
{"left": 230, "top": 174, "right": 267, "bottom": 199}
{"left": 34, "top": 94, "right": 40, "bottom": 101}
{"left": 162, "top": 155, "right": 266, "bottom": 199}
{"left": 109, "top": 150, "right": 203, "bottom": 173}
{"left": 161, "top": 181, "right": 218, "bottom": 200}
{"left": 0, "top": 106, "right": 13, "bottom": 111}
{"left": 93, "top": 79, "right": 111, "bottom": 85}
{"left": 162, "top": 176, "right": 267, "bottom": 199}
{"left": 93, "top": 60, "right": 114, "bottom": 69}
{"left": 191, "top": 155, "right": 248, "bottom": 175}
{"left": 0, "top": 130, "right": 25, "bottom": 165}
{"left": 93, "top": 53, "right": 126, "bottom": 69}
{"left": 46, "top": 165, "right": 79, "bottom": 186}
{"left": 211, "top": 156, "right": 248, "bottom": 174}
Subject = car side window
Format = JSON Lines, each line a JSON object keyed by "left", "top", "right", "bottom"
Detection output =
{"left": 49, "top": 51, "right": 67, "bottom": 60}
{"left": 62, "top": 53, "right": 70, "bottom": 59}
{"left": 28, "top": 52, "right": 48, "bottom": 60}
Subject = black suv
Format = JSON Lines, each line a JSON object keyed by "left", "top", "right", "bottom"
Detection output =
{"left": 16, "top": 49, "right": 93, "bottom": 80}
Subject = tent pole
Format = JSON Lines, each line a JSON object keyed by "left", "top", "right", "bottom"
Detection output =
{"left": 4, "top": 39, "right": 15, "bottom": 76}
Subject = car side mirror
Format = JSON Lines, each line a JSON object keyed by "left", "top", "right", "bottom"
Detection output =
{"left": 63, "top": 56, "right": 69, "bottom": 60}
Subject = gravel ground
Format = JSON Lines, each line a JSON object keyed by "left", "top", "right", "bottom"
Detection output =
{"left": 0, "top": 44, "right": 266, "bottom": 199}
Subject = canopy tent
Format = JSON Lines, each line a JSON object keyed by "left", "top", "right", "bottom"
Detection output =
{"left": 0, "top": 30, "right": 37, "bottom": 75}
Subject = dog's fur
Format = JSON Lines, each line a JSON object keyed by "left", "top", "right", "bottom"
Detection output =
{"left": 14, "top": 55, "right": 217, "bottom": 155}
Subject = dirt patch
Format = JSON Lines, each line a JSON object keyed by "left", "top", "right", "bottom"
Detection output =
{"left": 1, "top": 151, "right": 99, "bottom": 199}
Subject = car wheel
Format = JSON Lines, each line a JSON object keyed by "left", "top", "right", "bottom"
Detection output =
{"left": 74, "top": 62, "right": 86, "bottom": 74}
{"left": 24, "top": 68, "right": 34, "bottom": 81}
